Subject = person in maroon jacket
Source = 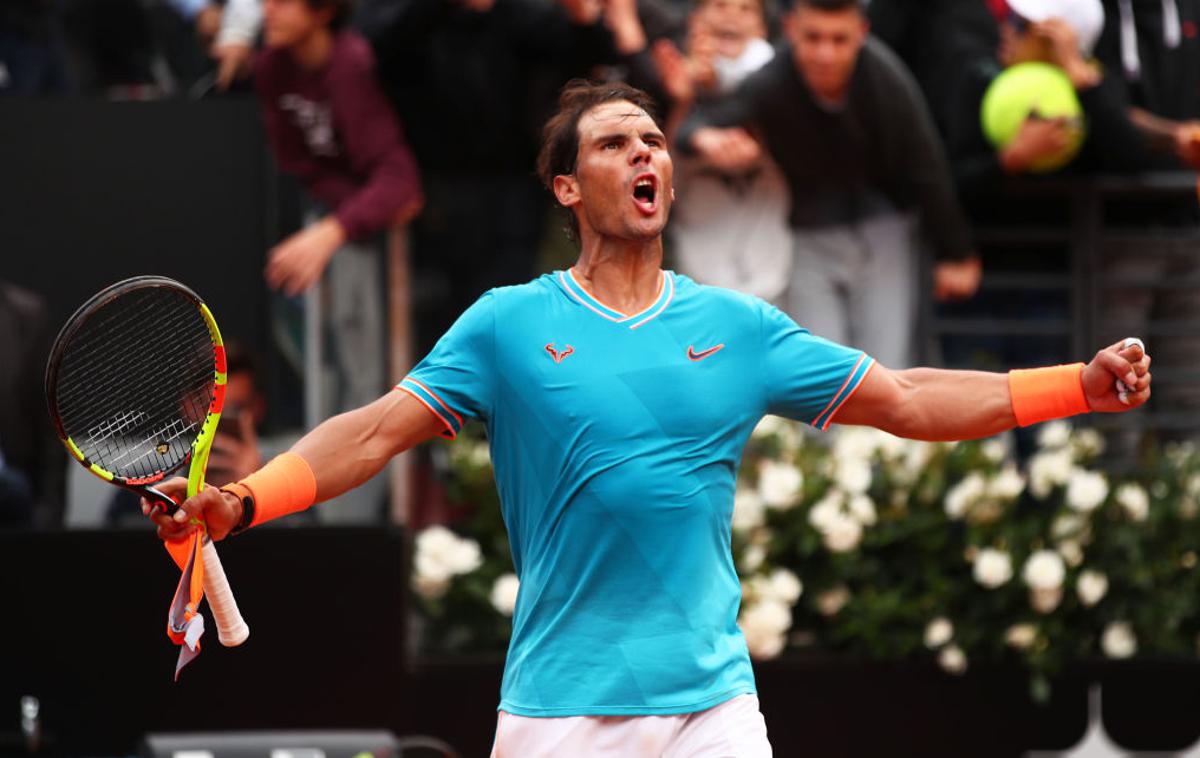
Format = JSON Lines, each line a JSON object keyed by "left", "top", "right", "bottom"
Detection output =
{"left": 254, "top": 0, "right": 422, "bottom": 521}
{"left": 255, "top": 0, "right": 422, "bottom": 294}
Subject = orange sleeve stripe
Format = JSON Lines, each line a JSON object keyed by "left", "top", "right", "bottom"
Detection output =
{"left": 822, "top": 360, "right": 877, "bottom": 431}
{"left": 810, "top": 353, "right": 868, "bottom": 427}
{"left": 397, "top": 384, "right": 457, "bottom": 440}
{"left": 405, "top": 377, "right": 465, "bottom": 428}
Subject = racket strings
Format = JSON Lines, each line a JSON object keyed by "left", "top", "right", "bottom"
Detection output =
{"left": 53, "top": 286, "right": 217, "bottom": 480}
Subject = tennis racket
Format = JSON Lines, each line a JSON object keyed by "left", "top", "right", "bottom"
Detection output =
{"left": 45, "top": 275, "right": 249, "bottom": 647}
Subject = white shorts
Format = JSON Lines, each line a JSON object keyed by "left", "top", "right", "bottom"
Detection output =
{"left": 489, "top": 694, "right": 772, "bottom": 757}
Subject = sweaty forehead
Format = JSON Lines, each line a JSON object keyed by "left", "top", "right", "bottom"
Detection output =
{"left": 578, "top": 101, "right": 656, "bottom": 136}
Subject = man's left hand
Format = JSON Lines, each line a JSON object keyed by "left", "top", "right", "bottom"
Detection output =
{"left": 1082, "top": 339, "right": 1152, "bottom": 413}
{"left": 265, "top": 217, "right": 346, "bottom": 295}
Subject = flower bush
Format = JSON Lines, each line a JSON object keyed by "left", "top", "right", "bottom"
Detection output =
{"left": 410, "top": 419, "right": 1200, "bottom": 699}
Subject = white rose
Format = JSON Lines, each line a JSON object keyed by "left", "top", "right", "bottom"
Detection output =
{"left": 808, "top": 491, "right": 843, "bottom": 532}
{"left": 924, "top": 617, "right": 954, "bottom": 649}
{"left": 834, "top": 457, "right": 872, "bottom": 495}
{"left": 751, "top": 414, "right": 788, "bottom": 440}
{"left": 816, "top": 586, "right": 851, "bottom": 617}
{"left": 988, "top": 465, "right": 1026, "bottom": 501}
{"left": 739, "top": 543, "right": 767, "bottom": 573}
{"left": 1115, "top": 483, "right": 1150, "bottom": 522}
{"left": 832, "top": 427, "right": 880, "bottom": 461}
{"left": 945, "top": 472, "right": 987, "bottom": 520}
{"left": 981, "top": 437, "right": 1008, "bottom": 464}
{"left": 414, "top": 525, "right": 483, "bottom": 580}
{"left": 1005, "top": 624, "right": 1037, "bottom": 650}
{"left": 974, "top": 548, "right": 1014, "bottom": 589}
{"left": 758, "top": 461, "right": 804, "bottom": 509}
{"left": 1038, "top": 420, "right": 1072, "bottom": 450}
{"left": 938, "top": 645, "right": 968, "bottom": 675}
{"left": 412, "top": 572, "right": 451, "bottom": 600}
{"left": 1076, "top": 570, "right": 1108, "bottom": 607}
{"left": 1071, "top": 428, "right": 1105, "bottom": 458}
{"left": 847, "top": 494, "right": 878, "bottom": 527}
{"left": 822, "top": 511, "right": 864, "bottom": 553}
{"left": 469, "top": 442, "right": 492, "bottom": 467}
{"left": 1030, "top": 586, "right": 1063, "bottom": 614}
{"left": 1023, "top": 550, "right": 1066, "bottom": 590}
{"left": 1029, "top": 449, "right": 1074, "bottom": 499}
{"left": 767, "top": 568, "right": 804, "bottom": 605}
{"left": 1057, "top": 540, "right": 1084, "bottom": 568}
{"left": 876, "top": 430, "right": 908, "bottom": 461}
{"left": 489, "top": 573, "right": 520, "bottom": 616}
{"left": 1101, "top": 622, "right": 1137, "bottom": 659}
{"left": 443, "top": 536, "right": 484, "bottom": 576}
{"left": 740, "top": 598, "right": 793, "bottom": 635}
{"left": 1066, "top": 469, "right": 1109, "bottom": 513}
{"left": 1188, "top": 473, "right": 1200, "bottom": 498}
{"left": 1051, "top": 513, "right": 1087, "bottom": 541}
{"left": 742, "top": 626, "right": 786, "bottom": 659}
{"left": 900, "top": 441, "right": 935, "bottom": 482}
{"left": 732, "top": 488, "right": 766, "bottom": 531}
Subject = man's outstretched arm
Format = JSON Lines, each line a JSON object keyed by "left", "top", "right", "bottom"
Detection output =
{"left": 832, "top": 340, "right": 1151, "bottom": 441}
{"left": 147, "top": 390, "right": 444, "bottom": 541}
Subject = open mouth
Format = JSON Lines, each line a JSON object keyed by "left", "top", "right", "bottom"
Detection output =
{"left": 632, "top": 174, "right": 658, "bottom": 215}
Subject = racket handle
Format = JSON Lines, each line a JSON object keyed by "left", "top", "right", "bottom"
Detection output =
{"left": 201, "top": 539, "right": 250, "bottom": 646}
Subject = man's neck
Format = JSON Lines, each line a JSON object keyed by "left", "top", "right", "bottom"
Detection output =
{"left": 290, "top": 27, "right": 335, "bottom": 71}
{"left": 572, "top": 236, "right": 664, "bottom": 316}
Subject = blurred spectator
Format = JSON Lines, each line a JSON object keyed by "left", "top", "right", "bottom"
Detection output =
{"left": 944, "top": 0, "right": 1177, "bottom": 196}
{"left": 358, "top": 0, "right": 645, "bottom": 354}
{"left": 256, "top": 0, "right": 422, "bottom": 408}
{"left": 0, "top": 0, "right": 73, "bottom": 95}
{"left": 1096, "top": 0, "right": 1200, "bottom": 168}
{"left": 652, "top": 0, "right": 793, "bottom": 302}
{"left": 0, "top": 281, "right": 65, "bottom": 529}
{"left": 677, "top": 0, "right": 979, "bottom": 369}
{"left": 166, "top": 0, "right": 263, "bottom": 91}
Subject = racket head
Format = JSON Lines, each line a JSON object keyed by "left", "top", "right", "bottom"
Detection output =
{"left": 44, "top": 276, "right": 227, "bottom": 501}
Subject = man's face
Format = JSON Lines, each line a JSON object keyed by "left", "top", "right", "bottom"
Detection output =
{"left": 695, "top": 0, "right": 765, "bottom": 59}
{"left": 786, "top": 6, "right": 868, "bottom": 99}
{"left": 555, "top": 101, "right": 674, "bottom": 244}
{"left": 262, "top": 0, "right": 327, "bottom": 49}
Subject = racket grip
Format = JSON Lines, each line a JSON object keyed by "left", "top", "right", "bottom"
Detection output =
{"left": 201, "top": 539, "right": 250, "bottom": 646}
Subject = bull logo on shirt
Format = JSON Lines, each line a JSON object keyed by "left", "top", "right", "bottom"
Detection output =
{"left": 545, "top": 343, "right": 575, "bottom": 364}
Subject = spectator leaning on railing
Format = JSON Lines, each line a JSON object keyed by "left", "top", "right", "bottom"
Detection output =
{"left": 677, "top": 0, "right": 981, "bottom": 370}
{"left": 651, "top": 0, "right": 793, "bottom": 304}
{"left": 255, "top": 0, "right": 423, "bottom": 431}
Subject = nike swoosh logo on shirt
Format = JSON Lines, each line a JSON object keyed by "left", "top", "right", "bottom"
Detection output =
{"left": 688, "top": 344, "right": 725, "bottom": 361}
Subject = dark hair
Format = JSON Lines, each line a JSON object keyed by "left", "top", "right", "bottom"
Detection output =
{"left": 308, "top": 0, "right": 352, "bottom": 29}
{"left": 793, "top": 0, "right": 863, "bottom": 12}
{"left": 536, "top": 79, "right": 661, "bottom": 245}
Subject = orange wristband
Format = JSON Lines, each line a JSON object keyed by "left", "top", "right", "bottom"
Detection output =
{"left": 1008, "top": 363, "right": 1090, "bottom": 427}
{"left": 221, "top": 452, "right": 317, "bottom": 530}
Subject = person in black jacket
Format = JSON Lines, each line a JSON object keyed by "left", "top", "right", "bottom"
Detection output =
{"left": 677, "top": 0, "right": 980, "bottom": 369}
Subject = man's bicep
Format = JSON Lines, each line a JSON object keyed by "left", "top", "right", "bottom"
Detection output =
{"left": 828, "top": 363, "right": 905, "bottom": 428}
{"left": 381, "top": 388, "right": 454, "bottom": 451}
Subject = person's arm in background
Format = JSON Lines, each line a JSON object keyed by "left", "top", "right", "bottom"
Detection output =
{"left": 1128, "top": 107, "right": 1200, "bottom": 170}
{"left": 834, "top": 340, "right": 1151, "bottom": 440}
{"left": 212, "top": 0, "right": 262, "bottom": 90}
{"left": 880, "top": 44, "right": 981, "bottom": 301}
{"left": 264, "top": 39, "right": 423, "bottom": 295}
{"left": 674, "top": 65, "right": 765, "bottom": 174}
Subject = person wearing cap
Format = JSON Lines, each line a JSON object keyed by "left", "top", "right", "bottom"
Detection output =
{"left": 944, "top": 0, "right": 1175, "bottom": 193}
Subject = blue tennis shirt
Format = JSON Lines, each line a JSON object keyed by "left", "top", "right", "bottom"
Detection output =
{"left": 399, "top": 270, "right": 874, "bottom": 717}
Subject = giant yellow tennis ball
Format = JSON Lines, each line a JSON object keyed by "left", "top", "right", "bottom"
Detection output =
{"left": 980, "top": 62, "right": 1086, "bottom": 173}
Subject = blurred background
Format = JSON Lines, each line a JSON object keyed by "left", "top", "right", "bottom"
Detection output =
{"left": 2, "top": 0, "right": 1200, "bottom": 755}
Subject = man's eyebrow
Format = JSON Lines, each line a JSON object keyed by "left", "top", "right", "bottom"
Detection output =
{"left": 592, "top": 132, "right": 628, "bottom": 144}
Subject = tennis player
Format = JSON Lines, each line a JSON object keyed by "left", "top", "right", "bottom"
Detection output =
{"left": 149, "top": 81, "right": 1151, "bottom": 756}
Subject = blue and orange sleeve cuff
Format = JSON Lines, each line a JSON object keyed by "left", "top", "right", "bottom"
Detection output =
{"left": 811, "top": 353, "right": 876, "bottom": 431}
{"left": 397, "top": 377, "right": 465, "bottom": 439}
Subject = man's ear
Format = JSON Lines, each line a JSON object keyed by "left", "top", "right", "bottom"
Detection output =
{"left": 553, "top": 174, "right": 581, "bottom": 209}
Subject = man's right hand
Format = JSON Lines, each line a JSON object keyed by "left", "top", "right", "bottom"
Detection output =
{"left": 1000, "top": 116, "right": 1074, "bottom": 173}
{"left": 142, "top": 477, "right": 244, "bottom": 542}
{"left": 690, "top": 127, "right": 763, "bottom": 174}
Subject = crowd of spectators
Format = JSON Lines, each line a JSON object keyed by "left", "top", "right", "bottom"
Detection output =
{"left": 2, "top": 0, "right": 1199, "bottom": 529}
